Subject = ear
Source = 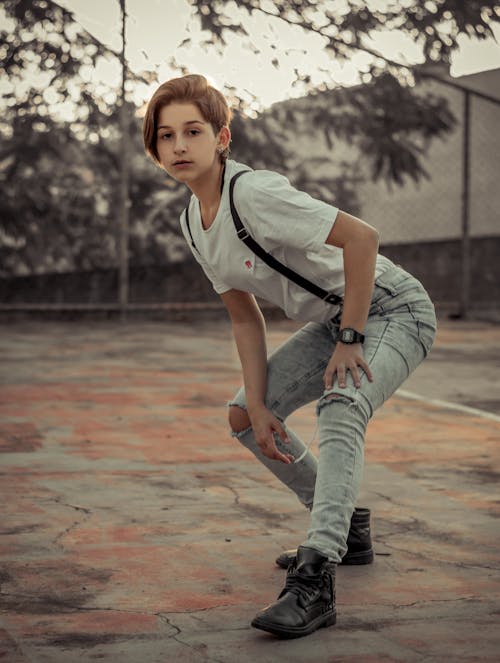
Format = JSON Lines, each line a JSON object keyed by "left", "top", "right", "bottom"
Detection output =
{"left": 217, "top": 125, "right": 231, "bottom": 150}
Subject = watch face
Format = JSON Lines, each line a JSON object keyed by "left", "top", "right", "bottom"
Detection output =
{"left": 343, "top": 329, "right": 354, "bottom": 342}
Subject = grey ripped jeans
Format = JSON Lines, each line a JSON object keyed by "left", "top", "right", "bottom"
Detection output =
{"left": 228, "top": 263, "right": 437, "bottom": 562}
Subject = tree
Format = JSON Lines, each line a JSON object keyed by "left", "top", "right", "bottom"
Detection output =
{"left": 188, "top": 0, "right": 499, "bottom": 184}
{"left": 0, "top": 0, "right": 160, "bottom": 276}
{"left": 193, "top": 1, "right": 498, "bottom": 67}
{"left": 1, "top": 0, "right": 499, "bottom": 278}
{"left": 0, "top": 0, "right": 125, "bottom": 131}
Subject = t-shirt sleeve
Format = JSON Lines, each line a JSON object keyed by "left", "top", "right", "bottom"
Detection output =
{"left": 235, "top": 170, "right": 339, "bottom": 252}
{"left": 179, "top": 210, "right": 232, "bottom": 295}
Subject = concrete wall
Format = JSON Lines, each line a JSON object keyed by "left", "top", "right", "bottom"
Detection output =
{"left": 2, "top": 237, "right": 499, "bottom": 310}
{"left": 270, "top": 68, "right": 500, "bottom": 245}
{"left": 360, "top": 81, "right": 500, "bottom": 244}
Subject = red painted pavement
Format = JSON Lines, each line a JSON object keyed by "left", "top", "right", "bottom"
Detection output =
{"left": 0, "top": 318, "right": 499, "bottom": 662}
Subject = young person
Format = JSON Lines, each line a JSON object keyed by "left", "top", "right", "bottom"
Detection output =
{"left": 143, "top": 74, "right": 437, "bottom": 639}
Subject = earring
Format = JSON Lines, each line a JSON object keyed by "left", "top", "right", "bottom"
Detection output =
{"left": 217, "top": 146, "right": 224, "bottom": 154}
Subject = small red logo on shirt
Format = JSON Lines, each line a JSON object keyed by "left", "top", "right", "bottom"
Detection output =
{"left": 245, "top": 260, "right": 252, "bottom": 269}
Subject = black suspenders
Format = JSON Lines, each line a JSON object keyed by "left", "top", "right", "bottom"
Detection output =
{"left": 183, "top": 170, "right": 343, "bottom": 307}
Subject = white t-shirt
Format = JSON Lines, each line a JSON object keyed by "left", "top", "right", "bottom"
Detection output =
{"left": 179, "top": 159, "right": 394, "bottom": 323}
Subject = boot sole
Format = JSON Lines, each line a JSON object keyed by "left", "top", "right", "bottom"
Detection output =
{"left": 341, "top": 548, "right": 374, "bottom": 565}
{"left": 251, "top": 610, "right": 336, "bottom": 638}
{"left": 275, "top": 548, "right": 374, "bottom": 569}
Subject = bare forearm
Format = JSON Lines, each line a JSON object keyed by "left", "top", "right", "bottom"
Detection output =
{"left": 224, "top": 292, "right": 291, "bottom": 464}
{"left": 231, "top": 314, "right": 268, "bottom": 413}
{"left": 340, "top": 230, "right": 379, "bottom": 332}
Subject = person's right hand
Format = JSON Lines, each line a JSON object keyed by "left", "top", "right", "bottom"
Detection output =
{"left": 248, "top": 405, "right": 294, "bottom": 464}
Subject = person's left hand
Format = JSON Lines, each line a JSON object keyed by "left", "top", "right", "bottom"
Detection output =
{"left": 323, "top": 343, "right": 373, "bottom": 390}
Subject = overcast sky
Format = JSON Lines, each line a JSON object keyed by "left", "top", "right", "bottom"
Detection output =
{"left": 60, "top": 0, "right": 500, "bottom": 110}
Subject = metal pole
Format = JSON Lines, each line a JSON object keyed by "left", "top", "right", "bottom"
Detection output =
{"left": 460, "top": 89, "right": 471, "bottom": 319}
{"left": 118, "top": 0, "right": 129, "bottom": 321}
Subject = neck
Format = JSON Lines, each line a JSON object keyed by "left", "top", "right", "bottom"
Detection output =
{"left": 190, "top": 161, "right": 226, "bottom": 229}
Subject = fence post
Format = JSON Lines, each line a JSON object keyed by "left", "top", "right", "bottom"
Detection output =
{"left": 419, "top": 71, "right": 500, "bottom": 319}
{"left": 460, "top": 88, "right": 471, "bottom": 319}
{"left": 118, "top": 0, "right": 129, "bottom": 321}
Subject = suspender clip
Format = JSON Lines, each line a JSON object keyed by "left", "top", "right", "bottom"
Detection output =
{"left": 324, "top": 292, "right": 342, "bottom": 305}
{"left": 236, "top": 227, "right": 250, "bottom": 240}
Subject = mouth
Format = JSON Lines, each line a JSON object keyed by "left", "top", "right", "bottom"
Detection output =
{"left": 172, "top": 160, "right": 192, "bottom": 167}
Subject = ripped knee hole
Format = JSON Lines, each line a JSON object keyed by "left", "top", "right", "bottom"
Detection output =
{"left": 322, "top": 392, "right": 355, "bottom": 403}
{"left": 228, "top": 404, "right": 251, "bottom": 433}
{"left": 317, "top": 392, "right": 357, "bottom": 414}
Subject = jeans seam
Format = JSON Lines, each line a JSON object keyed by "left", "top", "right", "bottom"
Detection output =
{"left": 270, "top": 362, "right": 327, "bottom": 410}
{"left": 364, "top": 318, "right": 390, "bottom": 366}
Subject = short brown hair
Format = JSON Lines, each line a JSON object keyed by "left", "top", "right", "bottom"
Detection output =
{"left": 143, "top": 74, "right": 232, "bottom": 164}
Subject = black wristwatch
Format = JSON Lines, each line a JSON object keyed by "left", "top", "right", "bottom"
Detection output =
{"left": 338, "top": 327, "right": 365, "bottom": 344}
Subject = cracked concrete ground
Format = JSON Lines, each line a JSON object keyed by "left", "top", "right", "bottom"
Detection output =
{"left": 0, "top": 316, "right": 499, "bottom": 662}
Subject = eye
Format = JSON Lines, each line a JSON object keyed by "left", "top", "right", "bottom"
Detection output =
{"left": 189, "top": 129, "right": 200, "bottom": 136}
{"left": 159, "top": 133, "right": 172, "bottom": 140}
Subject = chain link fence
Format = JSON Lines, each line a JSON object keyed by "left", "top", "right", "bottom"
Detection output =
{"left": 363, "top": 78, "right": 499, "bottom": 244}
{"left": 1, "top": 70, "right": 499, "bottom": 319}
{"left": 359, "top": 73, "right": 500, "bottom": 317}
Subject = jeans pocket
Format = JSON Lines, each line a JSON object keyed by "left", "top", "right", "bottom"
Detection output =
{"left": 371, "top": 267, "right": 415, "bottom": 309}
{"left": 417, "top": 317, "right": 437, "bottom": 357}
{"left": 373, "top": 276, "right": 398, "bottom": 297}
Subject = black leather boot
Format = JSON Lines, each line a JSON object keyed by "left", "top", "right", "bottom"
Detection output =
{"left": 252, "top": 546, "right": 336, "bottom": 638}
{"left": 275, "top": 507, "right": 373, "bottom": 569}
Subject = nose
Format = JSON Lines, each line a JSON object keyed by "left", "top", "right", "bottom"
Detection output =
{"left": 173, "top": 137, "right": 187, "bottom": 154}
